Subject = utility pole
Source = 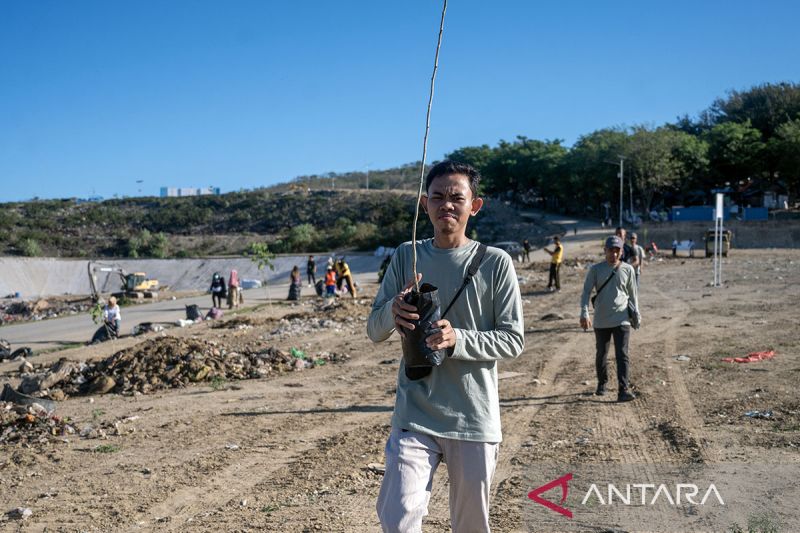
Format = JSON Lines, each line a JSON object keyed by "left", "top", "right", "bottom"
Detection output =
{"left": 618, "top": 156, "right": 625, "bottom": 227}
{"left": 629, "top": 174, "right": 634, "bottom": 221}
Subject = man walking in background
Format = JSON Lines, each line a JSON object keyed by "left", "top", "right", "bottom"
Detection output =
{"left": 544, "top": 235, "right": 563, "bottom": 292}
{"left": 628, "top": 233, "right": 645, "bottom": 285}
{"left": 307, "top": 255, "right": 316, "bottom": 287}
{"left": 615, "top": 226, "right": 633, "bottom": 263}
{"left": 580, "top": 236, "right": 640, "bottom": 402}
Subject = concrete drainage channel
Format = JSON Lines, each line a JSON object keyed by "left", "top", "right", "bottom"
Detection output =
{"left": 0, "top": 254, "right": 383, "bottom": 299}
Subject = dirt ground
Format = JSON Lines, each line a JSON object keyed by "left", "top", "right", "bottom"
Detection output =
{"left": 1, "top": 246, "right": 799, "bottom": 532}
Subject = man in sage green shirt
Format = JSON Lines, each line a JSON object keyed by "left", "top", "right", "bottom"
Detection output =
{"left": 580, "top": 235, "right": 640, "bottom": 402}
{"left": 368, "top": 161, "right": 524, "bottom": 532}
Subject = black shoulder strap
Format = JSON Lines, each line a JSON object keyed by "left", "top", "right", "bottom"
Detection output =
{"left": 441, "top": 243, "right": 488, "bottom": 319}
{"left": 595, "top": 264, "right": 619, "bottom": 298}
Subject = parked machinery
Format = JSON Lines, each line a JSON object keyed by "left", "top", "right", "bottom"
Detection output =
{"left": 87, "top": 262, "right": 159, "bottom": 303}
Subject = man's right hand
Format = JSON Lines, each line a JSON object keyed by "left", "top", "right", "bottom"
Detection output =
{"left": 392, "top": 274, "right": 422, "bottom": 337}
{"left": 580, "top": 316, "right": 591, "bottom": 331}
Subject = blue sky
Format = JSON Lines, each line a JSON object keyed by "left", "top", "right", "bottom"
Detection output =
{"left": 1, "top": 0, "right": 798, "bottom": 201}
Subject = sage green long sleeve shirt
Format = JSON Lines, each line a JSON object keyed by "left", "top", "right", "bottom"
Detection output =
{"left": 367, "top": 239, "right": 524, "bottom": 443}
{"left": 580, "top": 260, "right": 639, "bottom": 329}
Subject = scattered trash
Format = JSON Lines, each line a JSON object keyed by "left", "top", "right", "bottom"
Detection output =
{"left": 205, "top": 307, "right": 224, "bottom": 320}
{"left": 185, "top": 305, "right": 202, "bottom": 321}
{"left": 132, "top": 322, "right": 166, "bottom": 336}
{"left": 1, "top": 297, "right": 92, "bottom": 325}
{"left": 225, "top": 444, "right": 240, "bottom": 451}
{"left": 5, "top": 507, "right": 33, "bottom": 521}
{"left": 744, "top": 410, "right": 773, "bottom": 419}
{"left": 366, "top": 463, "right": 386, "bottom": 475}
{"left": 0, "top": 400, "right": 76, "bottom": 445}
{"left": 1, "top": 383, "right": 56, "bottom": 414}
{"left": 722, "top": 350, "right": 775, "bottom": 363}
{"left": 0, "top": 341, "right": 35, "bottom": 362}
{"left": 675, "top": 355, "right": 691, "bottom": 362}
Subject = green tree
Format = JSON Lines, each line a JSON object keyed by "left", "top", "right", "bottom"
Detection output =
{"left": 769, "top": 118, "right": 800, "bottom": 198}
{"left": 705, "top": 120, "right": 765, "bottom": 184}
{"left": 708, "top": 82, "right": 800, "bottom": 139}
{"left": 563, "top": 128, "right": 629, "bottom": 217}
{"left": 246, "top": 242, "right": 275, "bottom": 300}
{"left": 148, "top": 232, "right": 169, "bottom": 258}
{"left": 286, "top": 223, "right": 319, "bottom": 251}
{"left": 625, "top": 126, "right": 706, "bottom": 212}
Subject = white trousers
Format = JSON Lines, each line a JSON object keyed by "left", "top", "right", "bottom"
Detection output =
{"left": 376, "top": 428, "right": 499, "bottom": 533}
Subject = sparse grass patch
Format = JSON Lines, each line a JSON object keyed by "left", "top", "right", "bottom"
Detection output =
{"left": 210, "top": 375, "right": 227, "bottom": 391}
{"left": 93, "top": 444, "right": 120, "bottom": 454}
{"left": 729, "top": 511, "right": 781, "bottom": 533}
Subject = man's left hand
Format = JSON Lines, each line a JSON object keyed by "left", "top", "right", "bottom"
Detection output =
{"left": 426, "top": 319, "right": 456, "bottom": 351}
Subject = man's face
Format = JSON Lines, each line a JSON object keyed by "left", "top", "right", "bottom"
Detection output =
{"left": 605, "top": 246, "right": 621, "bottom": 265}
{"left": 615, "top": 228, "right": 626, "bottom": 241}
{"left": 630, "top": 236, "right": 637, "bottom": 247}
{"left": 421, "top": 173, "right": 483, "bottom": 236}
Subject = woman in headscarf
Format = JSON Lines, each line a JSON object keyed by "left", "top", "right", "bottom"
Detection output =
{"left": 228, "top": 269, "right": 241, "bottom": 309}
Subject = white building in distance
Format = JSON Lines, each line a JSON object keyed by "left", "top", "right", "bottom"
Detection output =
{"left": 160, "top": 186, "right": 221, "bottom": 197}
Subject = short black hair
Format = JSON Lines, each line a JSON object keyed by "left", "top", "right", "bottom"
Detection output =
{"left": 425, "top": 160, "right": 481, "bottom": 198}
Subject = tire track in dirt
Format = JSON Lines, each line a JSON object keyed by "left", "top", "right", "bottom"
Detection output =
{"left": 482, "top": 279, "right": 716, "bottom": 530}
{"left": 137, "top": 402, "right": 391, "bottom": 530}
{"left": 646, "top": 285, "right": 722, "bottom": 463}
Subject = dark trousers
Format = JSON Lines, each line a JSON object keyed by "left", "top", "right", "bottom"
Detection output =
{"left": 594, "top": 326, "right": 631, "bottom": 392}
{"left": 547, "top": 263, "right": 561, "bottom": 290}
{"left": 307, "top": 272, "right": 316, "bottom": 285}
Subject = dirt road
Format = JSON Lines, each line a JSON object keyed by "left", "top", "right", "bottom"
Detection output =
{"left": 1, "top": 237, "right": 798, "bottom": 531}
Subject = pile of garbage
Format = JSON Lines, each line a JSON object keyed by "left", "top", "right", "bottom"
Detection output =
{"left": 1, "top": 339, "right": 35, "bottom": 362}
{"left": 0, "top": 298, "right": 91, "bottom": 325}
{"left": 0, "top": 401, "right": 74, "bottom": 446}
{"left": 15, "top": 336, "right": 349, "bottom": 398}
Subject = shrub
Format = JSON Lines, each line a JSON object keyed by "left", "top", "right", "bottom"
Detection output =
{"left": 19, "top": 238, "right": 42, "bottom": 257}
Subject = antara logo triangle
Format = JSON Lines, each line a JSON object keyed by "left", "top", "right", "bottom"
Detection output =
{"left": 528, "top": 473, "right": 573, "bottom": 518}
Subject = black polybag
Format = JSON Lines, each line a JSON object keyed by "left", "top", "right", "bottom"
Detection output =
{"left": 400, "top": 283, "right": 446, "bottom": 380}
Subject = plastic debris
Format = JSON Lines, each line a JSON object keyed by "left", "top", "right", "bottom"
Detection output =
{"left": 722, "top": 350, "right": 775, "bottom": 363}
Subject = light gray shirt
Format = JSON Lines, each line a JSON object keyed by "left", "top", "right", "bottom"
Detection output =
{"left": 580, "top": 261, "right": 639, "bottom": 329}
{"left": 367, "top": 239, "right": 524, "bottom": 442}
{"left": 628, "top": 244, "right": 645, "bottom": 275}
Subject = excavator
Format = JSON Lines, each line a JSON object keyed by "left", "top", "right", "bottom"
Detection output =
{"left": 87, "top": 262, "right": 160, "bottom": 304}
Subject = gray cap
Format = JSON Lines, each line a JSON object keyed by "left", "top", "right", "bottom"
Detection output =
{"left": 605, "top": 236, "right": 624, "bottom": 249}
{"left": 629, "top": 232, "right": 638, "bottom": 239}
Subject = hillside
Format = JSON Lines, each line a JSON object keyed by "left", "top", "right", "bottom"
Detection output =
{"left": 0, "top": 188, "right": 561, "bottom": 259}
{"left": 0, "top": 189, "right": 421, "bottom": 258}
